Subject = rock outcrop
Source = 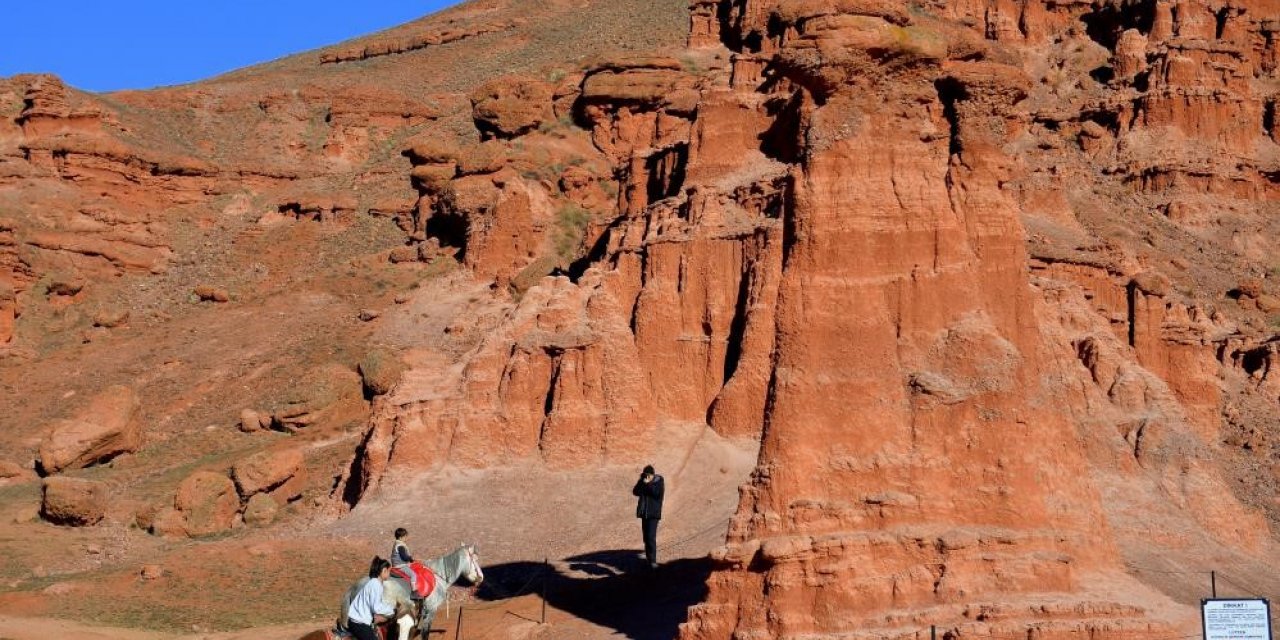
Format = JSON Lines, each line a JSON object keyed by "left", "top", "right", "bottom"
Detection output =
{"left": 331, "top": 0, "right": 1280, "bottom": 637}
{"left": 40, "top": 477, "right": 107, "bottom": 526}
{"left": 232, "top": 448, "right": 305, "bottom": 499}
{"left": 173, "top": 471, "right": 240, "bottom": 537}
{"left": 37, "top": 385, "right": 141, "bottom": 474}
{"left": 8, "top": 0, "right": 1280, "bottom": 634}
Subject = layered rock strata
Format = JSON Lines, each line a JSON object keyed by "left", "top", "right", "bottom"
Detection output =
{"left": 346, "top": 0, "right": 1280, "bottom": 637}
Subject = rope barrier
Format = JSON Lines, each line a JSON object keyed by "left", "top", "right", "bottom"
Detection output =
{"left": 657, "top": 517, "right": 732, "bottom": 553}
{"left": 1215, "top": 573, "right": 1268, "bottom": 599}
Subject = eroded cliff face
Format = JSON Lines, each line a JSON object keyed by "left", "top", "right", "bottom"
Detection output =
{"left": 6, "top": 0, "right": 1280, "bottom": 633}
{"left": 343, "top": 0, "right": 1280, "bottom": 637}
{"left": 674, "top": 0, "right": 1280, "bottom": 638}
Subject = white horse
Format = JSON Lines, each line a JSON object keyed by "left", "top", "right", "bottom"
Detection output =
{"left": 404, "top": 543, "right": 484, "bottom": 634}
{"left": 336, "top": 544, "right": 484, "bottom": 639}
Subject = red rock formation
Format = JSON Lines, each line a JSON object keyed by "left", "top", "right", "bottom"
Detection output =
{"left": 40, "top": 477, "right": 108, "bottom": 527}
{"left": 37, "top": 385, "right": 142, "bottom": 474}
{"left": 7, "top": 0, "right": 1280, "bottom": 633}
{"left": 173, "top": 471, "right": 240, "bottom": 537}
{"left": 471, "top": 75, "right": 556, "bottom": 139}
{"left": 318, "top": 19, "right": 523, "bottom": 64}
{"left": 332, "top": 0, "right": 1280, "bottom": 636}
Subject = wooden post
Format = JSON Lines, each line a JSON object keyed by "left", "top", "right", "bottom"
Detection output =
{"left": 455, "top": 607, "right": 464, "bottom": 640}
{"left": 931, "top": 625, "right": 937, "bottom": 640}
{"left": 541, "top": 557, "right": 549, "bottom": 624}
{"left": 1211, "top": 571, "right": 1217, "bottom": 598}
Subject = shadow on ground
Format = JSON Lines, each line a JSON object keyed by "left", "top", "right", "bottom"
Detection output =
{"left": 475, "top": 549, "right": 712, "bottom": 639}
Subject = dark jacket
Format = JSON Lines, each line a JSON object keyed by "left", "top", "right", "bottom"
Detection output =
{"left": 391, "top": 540, "right": 414, "bottom": 566}
{"left": 633, "top": 474, "right": 665, "bottom": 519}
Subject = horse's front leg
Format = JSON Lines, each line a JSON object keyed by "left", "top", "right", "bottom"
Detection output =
{"left": 417, "top": 604, "right": 436, "bottom": 636}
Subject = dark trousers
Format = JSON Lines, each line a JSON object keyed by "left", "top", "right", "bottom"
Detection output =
{"left": 348, "top": 621, "right": 381, "bottom": 640}
{"left": 641, "top": 517, "right": 660, "bottom": 566}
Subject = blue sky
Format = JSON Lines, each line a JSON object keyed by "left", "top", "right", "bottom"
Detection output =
{"left": 0, "top": 1, "right": 459, "bottom": 93}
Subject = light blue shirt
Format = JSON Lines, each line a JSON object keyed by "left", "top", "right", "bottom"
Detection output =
{"left": 347, "top": 577, "right": 395, "bottom": 625}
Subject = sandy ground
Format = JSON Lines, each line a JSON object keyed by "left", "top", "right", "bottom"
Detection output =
{"left": 0, "top": 615, "right": 318, "bottom": 640}
{"left": 0, "top": 425, "right": 758, "bottom": 640}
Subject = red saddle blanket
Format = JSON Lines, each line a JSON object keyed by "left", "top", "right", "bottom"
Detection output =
{"left": 390, "top": 562, "right": 436, "bottom": 599}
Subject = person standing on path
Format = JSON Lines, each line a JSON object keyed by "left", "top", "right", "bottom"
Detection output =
{"left": 632, "top": 464, "right": 665, "bottom": 569}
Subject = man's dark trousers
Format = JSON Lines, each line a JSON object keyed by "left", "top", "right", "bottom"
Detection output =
{"left": 642, "top": 517, "right": 660, "bottom": 566}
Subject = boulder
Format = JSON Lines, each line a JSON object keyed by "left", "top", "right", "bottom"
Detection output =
{"left": 239, "top": 408, "right": 262, "bottom": 433}
{"left": 358, "top": 349, "right": 406, "bottom": 396}
{"left": 470, "top": 75, "right": 555, "bottom": 139}
{"left": 267, "top": 470, "right": 306, "bottom": 505}
{"left": 242, "top": 493, "right": 278, "bottom": 527}
{"left": 0, "top": 460, "right": 34, "bottom": 484}
{"left": 1258, "top": 294, "right": 1280, "bottom": 313}
{"left": 405, "top": 140, "right": 461, "bottom": 164}
{"left": 46, "top": 274, "right": 86, "bottom": 296}
{"left": 409, "top": 164, "right": 456, "bottom": 192}
{"left": 1130, "top": 271, "right": 1171, "bottom": 297}
{"left": 91, "top": 306, "right": 129, "bottom": 328}
{"left": 41, "top": 477, "right": 107, "bottom": 526}
{"left": 38, "top": 385, "right": 142, "bottom": 474}
{"left": 140, "top": 564, "right": 164, "bottom": 580}
{"left": 456, "top": 142, "right": 507, "bottom": 175}
{"left": 388, "top": 246, "right": 420, "bottom": 264}
{"left": 174, "top": 471, "right": 239, "bottom": 537}
{"left": 269, "top": 363, "right": 363, "bottom": 431}
{"left": 149, "top": 507, "right": 187, "bottom": 537}
{"left": 232, "top": 448, "right": 303, "bottom": 498}
{"left": 133, "top": 503, "right": 160, "bottom": 531}
{"left": 1239, "top": 278, "right": 1265, "bottom": 299}
{"left": 193, "top": 285, "right": 230, "bottom": 303}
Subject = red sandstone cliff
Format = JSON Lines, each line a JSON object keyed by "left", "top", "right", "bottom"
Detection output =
{"left": 339, "top": 0, "right": 1280, "bottom": 637}
{"left": 5, "top": 0, "right": 1280, "bottom": 636}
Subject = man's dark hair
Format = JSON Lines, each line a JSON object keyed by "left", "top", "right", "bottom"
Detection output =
{"left": 395, "top": 527, "right": 408, "bottom": 539}
{"left": 642, "top": 464, "right": 655, "bottom": 475}
{"left": 369, "top": 556, "right": 391, "bottom": 579}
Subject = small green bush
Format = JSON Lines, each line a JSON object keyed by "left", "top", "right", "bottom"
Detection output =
{"left": 554, "top": 203, "right": 592, "bottom": 261}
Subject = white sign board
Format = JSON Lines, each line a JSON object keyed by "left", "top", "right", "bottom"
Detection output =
{"left": 1203, "top": 599, "right": 1272, "bottom": 640}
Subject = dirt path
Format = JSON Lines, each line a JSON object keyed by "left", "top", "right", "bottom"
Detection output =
{"left": 0, "top": 614, "right": 318, "bottom": 640}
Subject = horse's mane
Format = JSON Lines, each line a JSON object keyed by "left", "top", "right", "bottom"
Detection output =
{"left": 424, "top": 545, "right": 470, "bottom": 584}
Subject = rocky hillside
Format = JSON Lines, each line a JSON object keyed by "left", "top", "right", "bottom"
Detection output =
{"left": 4, "top": 0, "right": 1280, "bottom": 638}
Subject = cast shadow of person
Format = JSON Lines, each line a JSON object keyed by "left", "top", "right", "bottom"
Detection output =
{"left": 474, "top": 549, "right": 713, "bottom": 640}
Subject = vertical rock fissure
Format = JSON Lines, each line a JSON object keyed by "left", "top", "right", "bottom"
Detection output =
{"left": 1127, "top": 280, "right": 1139, "bottom": 347}
{"left": 646, "top": 143, "right": 690, "bottom": 202}
{"left": 340, "top": 431, "right": 373, "bottom": 509}
{"left": 1214, "top": 7, "right": 1230, "bottom": 39}
{"left": 935, "top": 78, "right": 967, "bottom": 157}
{"left": 629, "top": 249, "right": 650, "bottom": 334}
{"left": 1264, "top": 99, "right": 1276, "bottom": 139}
{"left": 537, "top": 351, "right": 563, "bottom": 454}
{"left": 722, "top": 255, "right": 752, "bottom": 385}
